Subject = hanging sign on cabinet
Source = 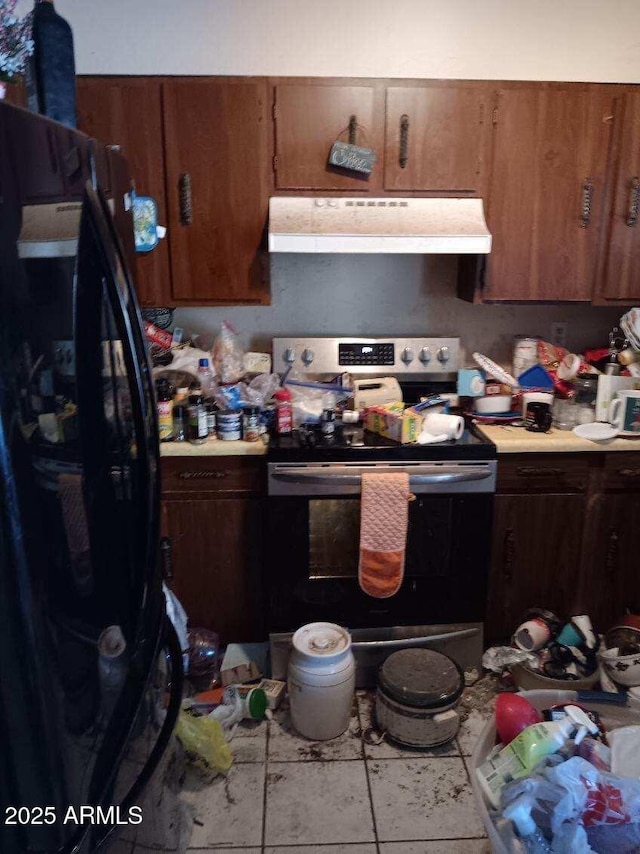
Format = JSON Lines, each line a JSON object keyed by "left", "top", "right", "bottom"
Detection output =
{"left": 327, "top": 114, "right": 377, "bottom": 176}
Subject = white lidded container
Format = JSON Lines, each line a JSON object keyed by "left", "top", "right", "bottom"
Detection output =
{"left": 288, "top": 622, "right": 355, "bottom": 741}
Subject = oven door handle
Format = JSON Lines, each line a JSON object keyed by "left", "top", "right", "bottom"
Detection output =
{"left": 351, "top": 627, "right": 479, "bottom": 651}
{"left": 271, "top": 467, "right": 492, "bottom": 486}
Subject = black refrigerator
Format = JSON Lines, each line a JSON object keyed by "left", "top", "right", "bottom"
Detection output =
{"left": 0, "top": 102, "right": 182, "bottom": 853}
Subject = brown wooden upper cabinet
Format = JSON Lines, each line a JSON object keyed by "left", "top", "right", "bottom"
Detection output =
{"left": 482, "top": 85, "right": 616, "bottom": 301}
{"left": 163, "top": 78, "right": 270, "bottom": 303}
{"left": 273, "top": 83, "right": 382, "bottom": 191}
{"left": 76, "top": 77, "right": 170, "bottom": 306}
{"left": 384, "top": 84, "right": 493, "bottom": 194}
{"left": 596, "top": 91, "right": 640, "bottom": 303}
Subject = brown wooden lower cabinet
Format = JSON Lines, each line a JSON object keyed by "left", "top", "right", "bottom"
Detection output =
{"left": 486, "top": 493, "right": 585, "bottom": 642}
{"left": 486, "top": 453, "right": 640, "bottom": 643}
{"left": 161, "top": 455, "right": 266, "bottom": 644}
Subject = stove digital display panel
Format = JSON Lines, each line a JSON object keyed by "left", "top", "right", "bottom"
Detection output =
{"left": 338, "top": 342, "right": 394, "bottom": 366}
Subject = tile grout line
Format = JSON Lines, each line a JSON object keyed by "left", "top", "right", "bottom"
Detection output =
{"left": 357, "top": 694, "right": 381, "bottom": 854}
{"left": 261, "top": 720, "right": 271, "bottom": 853}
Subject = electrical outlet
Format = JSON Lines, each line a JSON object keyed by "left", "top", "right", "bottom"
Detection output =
{"left": 550, "top": 322, "right": 568, "bottom": 349}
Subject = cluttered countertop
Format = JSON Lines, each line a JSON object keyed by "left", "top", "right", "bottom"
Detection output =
{"left": 477, "top": 424, "right": 640, "bottom": 453}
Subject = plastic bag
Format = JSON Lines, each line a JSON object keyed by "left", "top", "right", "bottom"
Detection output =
{"left": 174, "top": 710, "right": 233, "bottom": 776}
{"left": 286, "top": 380, "right": 350, "bottom": 426}
{"left": 483, "top": 646, "right": 537, "bottom": 673}
{"left": 247, "top": 373, "right": 281, "bottom": 407}
{"left": 212, "top": 321, "right": 245, "bottom": 384}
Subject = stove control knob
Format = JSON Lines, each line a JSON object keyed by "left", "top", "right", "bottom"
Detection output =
{"left": 437, "top": 346, "right": 451, "bottom": 365}
{"left": 401, "top": 347, "right": 414, "bottom": 365}
{"left": 301, "top": 348, "right": 314, "bottom": 366}
{"left": 284, "top": 347, "right": 296, "bottom": 364}
{"left": 419, "top": 347, "right": 432, "bottom": 365}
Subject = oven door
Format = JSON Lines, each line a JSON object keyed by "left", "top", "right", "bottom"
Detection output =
{"left": 266, "top": 461, "right": 496, "bottom": 631}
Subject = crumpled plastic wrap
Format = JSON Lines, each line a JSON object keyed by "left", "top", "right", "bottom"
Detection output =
{"left": 483, "top": 646, "right": 537, "bottom": 673}
{"left": 212, "top": 321, "right": 245, "bottom": 384}
{"left": 175, "top": 711, "right": 233, "bottom": 776}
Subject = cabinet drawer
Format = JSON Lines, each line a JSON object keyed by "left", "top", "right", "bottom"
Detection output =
{"left": 161, "top": 456, "right": 266, "bottom": 497}
{"left": 497, "top": 455, "right": 589, "bottom": 494}
{"left": 603, "top": 454, "right": 640, "bottom": 491}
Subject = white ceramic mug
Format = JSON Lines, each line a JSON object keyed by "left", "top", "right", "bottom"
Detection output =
{"left": 423, "top": 413, "right": 464, "bottom": 440}
{"left": 609, "top": 389, "right": 640, "bottom": 436}
{"left": 521, "top": 391, "right": 554, "bottom": 418}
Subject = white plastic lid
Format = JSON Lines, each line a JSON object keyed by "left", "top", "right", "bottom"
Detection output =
{"left": 503, "top": 796, "right": 536, "bottom": 837}
{"left": 292, "top": 622, "right": 351, "bottom": 660}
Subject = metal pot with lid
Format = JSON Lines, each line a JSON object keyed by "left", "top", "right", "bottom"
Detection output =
{"left": 376, "top": 648, "right": 464, "bottom": 748}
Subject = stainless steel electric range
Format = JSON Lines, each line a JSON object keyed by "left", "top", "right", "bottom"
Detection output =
{"left": 267, "top": 337, "right": 497, "bottom": 685}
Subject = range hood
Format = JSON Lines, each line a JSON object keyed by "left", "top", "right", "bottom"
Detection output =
{"left": 268, "top": 196, "right": 492, "bottom": 254}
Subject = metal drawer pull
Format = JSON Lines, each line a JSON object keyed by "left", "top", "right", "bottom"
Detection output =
{"left": 177, "top": 470, "right": 227, "bottom": 480}
{"left": 399, "top": 114, "right": 409, "bottom": 169}
{"left": 272, "top": 466, "right": 490, "bottom": 486}
{"left": 619, "top": 468, "right": 640, "bottom": 477}
{"left": 580, "top": 178, "right": 594, "bottom": 228}
{"left": 516, "top": 467, "right": 567, "bottom": 477}
{"left": 626, "top": 177, "right": 640, "bottom": 227}
{"left": 179, "top": 172, "right": 193, "bottom": 225}
{"left": 351, "top": 627, "right": 479, "bottom": 651}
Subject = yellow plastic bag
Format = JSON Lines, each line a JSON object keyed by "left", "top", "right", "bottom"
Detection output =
{"left": 175, "top": 711, "right": 233, "bottom": 775}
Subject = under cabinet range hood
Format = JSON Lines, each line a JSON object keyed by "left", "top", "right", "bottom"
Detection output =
{"left": 268, "top": 196, "right": 492, "bottom": 254}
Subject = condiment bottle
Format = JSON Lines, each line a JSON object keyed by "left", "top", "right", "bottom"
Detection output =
{"left": 156, "top": 377, "right": 174, "bottom": 442}
{"left": 187, "top": 383, "right": 208, "bottom": 445}
{"left": 172, "top": 404, "right": 186, "bottom": 442}
{"left": 204, "top": 398, "right": 218, "bottom": 436}
{"left": 274, "top": 388, "right": 293, "bottom": 435}
{"left": 242, "top": 405, "right": 261, "bottom": 442}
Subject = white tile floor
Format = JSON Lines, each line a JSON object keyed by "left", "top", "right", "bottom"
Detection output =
{"left": 119, "top": 689, "right": 496, "bottom": 854}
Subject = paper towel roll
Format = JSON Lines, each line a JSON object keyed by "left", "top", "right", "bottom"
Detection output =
{"left": 424, "top": 413, "right": 464, "bottom": 440}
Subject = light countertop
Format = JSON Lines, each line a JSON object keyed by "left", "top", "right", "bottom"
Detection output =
{"left": 477, "top": 424, "right": 640, "bottom": 454}
{"left": 160, "top": 438, "right": 269, "bottom": 457}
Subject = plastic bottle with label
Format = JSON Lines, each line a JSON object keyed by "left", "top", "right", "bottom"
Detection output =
{"left": 187, "top": 383, "right": 208, "bottom": 445}
{"left": 156, "top": 377, "right": 174, "bottom": 442}
{"left": 274, "top": 388, "right": 293, "bottom": 435}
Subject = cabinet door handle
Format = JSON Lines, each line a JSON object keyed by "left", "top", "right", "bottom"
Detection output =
{"left": 618, "top": 468, "right": 640, "bottom": 478}
{"left": 580, "top": 178, "right": 594, "bottom": 228}
{"left": 399, "top": 114, "right": 409, "bottom": 169}
{"left": 160, "top": 536, "right": 174, "bottom": 581}
{"left": 515, "top": 467, "right": 567, "bottom": 477}
{"left": 179, "top": 172, "right": 193, "bottom": 225}
{"left": 177, "top": 470, "right": 227, "bottom": 480}
{"left": 605, "top": 527, "right": 619, "bottom": 580}
{"left": 503, "top": 528, "right": 515, "bottom": 582}
{"left": 348, "top": 114, "right": 357, "bottom": 146}
{"left": 627, "top": 177, "right": 640, "bottom": 227}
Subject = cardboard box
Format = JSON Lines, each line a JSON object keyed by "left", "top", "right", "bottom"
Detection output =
{"left": 364, "top": 405, "right": 422, "bottom": 444}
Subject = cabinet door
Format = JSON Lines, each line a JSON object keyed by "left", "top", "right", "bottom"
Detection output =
{"left": 486, "top": 494, "right": 585, "bottom": 643}
{"left": 599, "top": 91, "right": 640, "bottom": 302}
{"left": 76, "top": 77, "right": 170, "bottom": 307}
{"left": 274, "top": 83, "right": 381, "bottom": 191}
{"left": 384, "top": 84, "right": 492, "bottom": 193}
{"left": 163, "top": 78, "right": 270, "bottom": 303}
{"left": 163, "top": 498, "right": 263, "bottom": 643}
{"left": 484, "top": 86, "right": 615, "bottom": 301}
{"left": 578, "top": 492, "right": 640, "bottom": 631}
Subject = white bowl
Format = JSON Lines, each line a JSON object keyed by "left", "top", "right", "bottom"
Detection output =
{"left": 473, "top": 394, "right": 512, "bottom": 415}
{"left": 600, "top": 648, "right": 640, "bottom": 687}
{"left": 573, "top": 422, "right": 619, "bottom": 443}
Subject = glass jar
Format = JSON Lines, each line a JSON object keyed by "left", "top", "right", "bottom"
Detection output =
{"left": 572, "top": 374, "right": 598, "bottom": 424}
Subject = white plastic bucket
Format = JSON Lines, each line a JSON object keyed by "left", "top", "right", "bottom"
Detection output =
{"left": 288, "top": 622, "right": 355, "bottom": 741}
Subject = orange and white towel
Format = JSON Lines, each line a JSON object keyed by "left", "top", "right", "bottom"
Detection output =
{"left": 358, "top": 472, "right": 410, "bottom": 598}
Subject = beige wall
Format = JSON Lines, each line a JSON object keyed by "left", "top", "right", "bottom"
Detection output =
{"left": 20, "top": 0, "right": 640, "bottom": 82}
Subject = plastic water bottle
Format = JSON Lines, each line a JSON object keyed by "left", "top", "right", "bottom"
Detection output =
{"left": 197, "top": 358, "right": 215, "bottom": 397}
{"left": 503, "top": 796, "right": 552, "bottom": 853}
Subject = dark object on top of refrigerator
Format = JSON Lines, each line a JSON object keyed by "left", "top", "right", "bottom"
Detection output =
{"left": 0, "top": 102, "right": 181, "bottom": 853}
{"left": 26, "top": 0, "right": 77, "bottom": 128}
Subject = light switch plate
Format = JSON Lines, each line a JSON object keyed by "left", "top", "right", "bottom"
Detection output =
{"left": 550, "top": 322, "right": 568, "bottom": 349}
